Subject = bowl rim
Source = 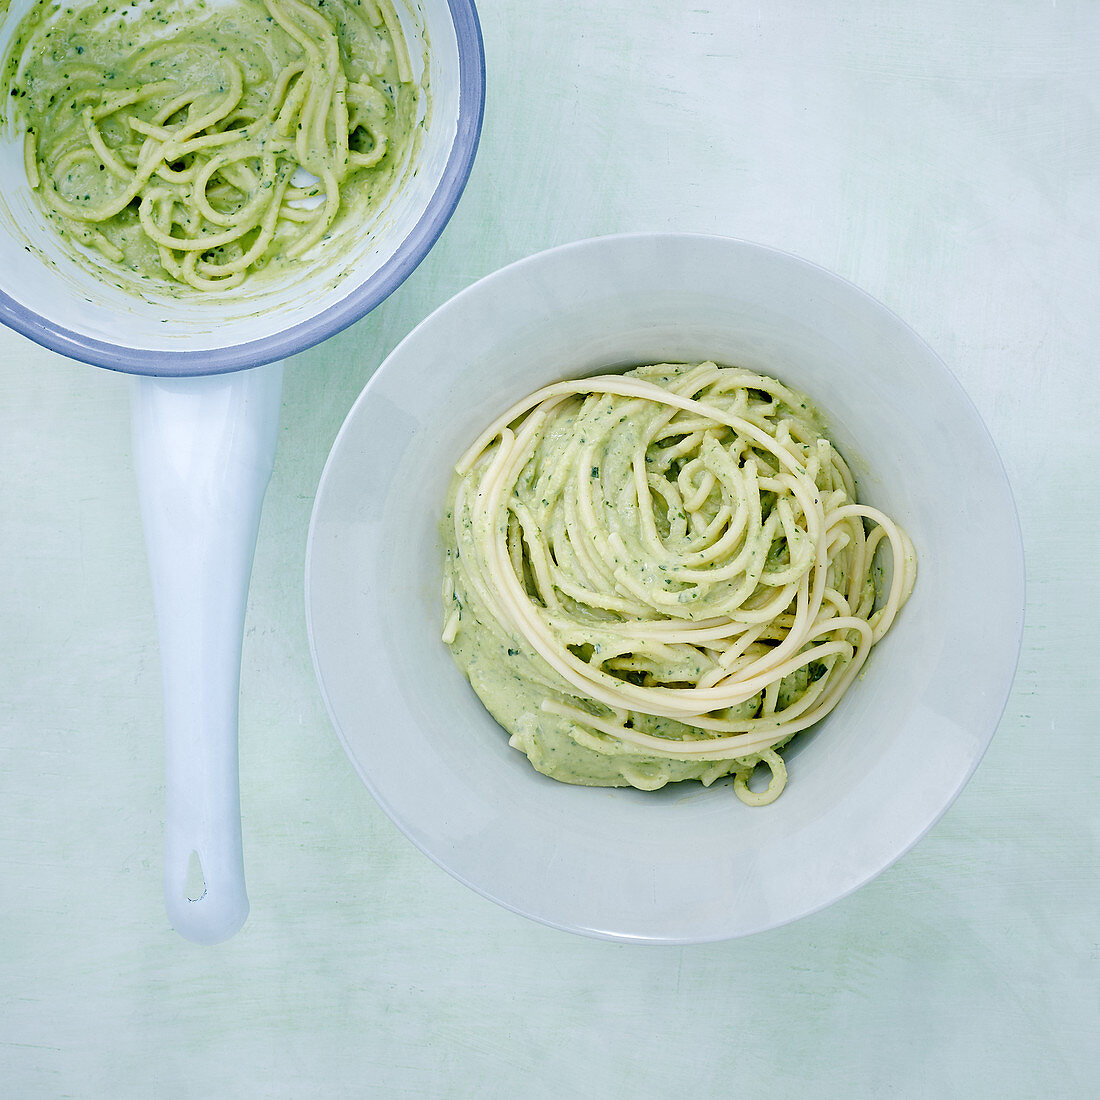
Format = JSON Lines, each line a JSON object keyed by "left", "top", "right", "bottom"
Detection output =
{"left": 305, "top": 231, "right": 1027, "bottom": 942}
{"left": 0, "top": 0, "right": 486, "bottom": 378}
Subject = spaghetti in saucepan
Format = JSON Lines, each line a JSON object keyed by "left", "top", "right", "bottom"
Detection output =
{"left": 1, "top": 0, "right": 419, "bottom": 291}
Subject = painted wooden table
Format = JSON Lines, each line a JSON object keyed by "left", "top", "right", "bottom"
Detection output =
{"left": 2, "top": 2, "right": 1096, "bottom": 1095}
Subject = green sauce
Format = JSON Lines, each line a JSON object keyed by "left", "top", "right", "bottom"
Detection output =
{"left": 1, "top": 0, "right": 421, "bottom": 292}
{"left": 441, "top": 362, "right": 917, "bottom": 802}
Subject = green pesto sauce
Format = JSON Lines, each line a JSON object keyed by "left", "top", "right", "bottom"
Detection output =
{"left": 441, "top": 363, "right": 818, "bottom": 793}
{"left": 0, "top": 0, "right": 420, "bottom": 293}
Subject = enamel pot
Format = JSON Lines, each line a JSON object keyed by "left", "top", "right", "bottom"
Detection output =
{"left": 0, "top": 0, "right": 484, "bottom": 944}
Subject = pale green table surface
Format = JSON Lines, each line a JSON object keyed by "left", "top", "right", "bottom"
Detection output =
{"left": 2, "top": 2, "right": 1097, "bottom": 1097}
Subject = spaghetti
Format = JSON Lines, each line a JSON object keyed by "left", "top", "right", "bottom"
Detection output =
{"left": 1, "top": 0, "right": 419, "bottom": 290}
{"left": 442, "top": 362, "right": 917, "bottom": 804}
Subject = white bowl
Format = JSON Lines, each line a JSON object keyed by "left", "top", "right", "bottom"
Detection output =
{"left": 306, "top": 233, "right": 1025, "bottom": 943}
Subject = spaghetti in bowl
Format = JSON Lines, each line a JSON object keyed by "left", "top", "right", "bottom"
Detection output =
{"left": 306, "top": 233, "right": 1024, "bottom": 942}
{"left": 441, "top": 362, "right": 917, "bottom": 806}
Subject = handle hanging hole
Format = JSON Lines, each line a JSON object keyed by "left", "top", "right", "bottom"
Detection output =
{"left": 185, "top": 850, "right": 207, "bottom": 902}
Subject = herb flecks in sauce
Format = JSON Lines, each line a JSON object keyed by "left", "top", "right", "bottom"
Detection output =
{"left": 0, "top": 0, "right": 421, "bottom": 292}
{"left": 441, "top": 363, "right": 918, "bottom": 804}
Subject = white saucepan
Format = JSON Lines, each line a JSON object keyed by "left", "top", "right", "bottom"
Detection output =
{"left": 0, "top": 0, "right": 485, "bottom": 944}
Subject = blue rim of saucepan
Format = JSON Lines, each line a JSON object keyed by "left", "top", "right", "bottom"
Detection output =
{"left": 0, "top": 0, "right": 486, "bottom": 377}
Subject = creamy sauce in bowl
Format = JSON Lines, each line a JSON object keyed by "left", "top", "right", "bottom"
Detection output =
{"left": 441, "top": 361, "right": 917, "bottom": 804}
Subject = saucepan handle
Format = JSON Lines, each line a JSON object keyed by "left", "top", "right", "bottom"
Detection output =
{"left": 131, "top": 361, "right": 284, "bottom": 945}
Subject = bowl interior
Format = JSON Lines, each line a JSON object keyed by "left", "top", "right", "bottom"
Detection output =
{"left": 0, "top": 0, "right": 484, "bottom": 373}
{"left": 306, "top": 233, "right": 1024, "bottom": 942}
